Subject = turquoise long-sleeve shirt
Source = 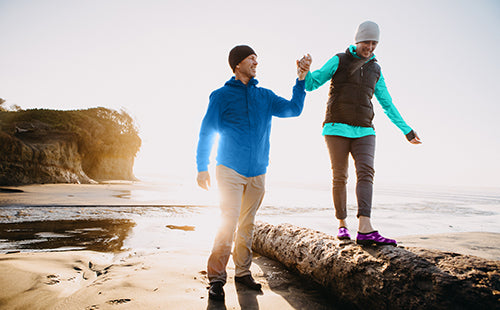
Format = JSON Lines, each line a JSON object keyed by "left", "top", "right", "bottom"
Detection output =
{"left": 305, "top": 45, "right": 412, "bottom": 138}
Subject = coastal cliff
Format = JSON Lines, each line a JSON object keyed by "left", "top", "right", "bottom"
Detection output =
{"left": 0, "top": 108, "right": 141, "bottom": 185}
{"left": 252, "top": 222, "right": 500, "bottom": 310}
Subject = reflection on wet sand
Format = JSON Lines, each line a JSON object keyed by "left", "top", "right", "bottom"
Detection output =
{"left": 0, "top": 219, "right": 135, "bottom": 253}
{"left": 166, "top": 224, "right": 196, "bottom": 231}
{"left": 112, "top": 190, "right": 132, "bottom": 199}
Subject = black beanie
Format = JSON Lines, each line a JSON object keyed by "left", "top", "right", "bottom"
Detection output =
{"left": 228, "top": 45, "right": 256, "bottom": 72}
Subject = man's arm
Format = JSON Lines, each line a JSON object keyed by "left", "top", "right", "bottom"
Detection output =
{"left": 270, "top": 79, "right": 306, "bottom": 118}
{"left": 267, "top": 57, "right": 310, "bottom": 117}
{"left": 196, "top": 92, "right": 220, "bottom": 189}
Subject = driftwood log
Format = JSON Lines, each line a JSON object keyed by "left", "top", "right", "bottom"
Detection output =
{"left": 252, "top": 222, "right": 500, "bottom": 310}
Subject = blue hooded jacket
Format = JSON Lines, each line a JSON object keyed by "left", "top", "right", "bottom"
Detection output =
{"left": 196, "top": 77, "right": 306, "bottom": 177}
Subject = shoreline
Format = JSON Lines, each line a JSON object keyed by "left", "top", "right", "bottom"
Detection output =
{"left": 1, "top": 203, "right": 499, "bottom": 261}
{"left": 1, "top": 182, "right": 499, "bottom": 261}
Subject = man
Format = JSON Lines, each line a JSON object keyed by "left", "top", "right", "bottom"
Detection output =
{"left": 196, "top": 45, "right": 310, "bottom": 301}
{"left": 298, "top": 21, "right": 421, "bottom": 246}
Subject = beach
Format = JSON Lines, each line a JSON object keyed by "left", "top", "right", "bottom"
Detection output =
{"left": 1, "top": 246, "right": 344, "bottom": 310}
{"left": 0, "top": 181, "right": 499, "bottom": 309}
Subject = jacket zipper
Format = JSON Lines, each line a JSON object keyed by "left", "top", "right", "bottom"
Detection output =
{"left": 246, "top": 85, "right": 253, "bottom": 176}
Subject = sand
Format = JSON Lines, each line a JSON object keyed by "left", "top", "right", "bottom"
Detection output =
{"left": 0, "top": 183, "right": 334, "bottom": 309}
{"left": 398, "top": 232, "right": 500, "bottom": 261}
{"left": 0, "top": 249, "right": 336, "bottom": 310}
{"left": 0, "top": 183, "right": 499, "bottom": 309}
{"left": 0, "top": 233, "right": 498, "bottom": 310}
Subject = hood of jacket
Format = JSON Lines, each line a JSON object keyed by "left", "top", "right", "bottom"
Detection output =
{"left": 225, "top": 76, "right": 259, "bottom": 88}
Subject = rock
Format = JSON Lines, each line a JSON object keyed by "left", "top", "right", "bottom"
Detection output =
{"left": 0, "top": 131, "right": 93, "bottom": 184}
{"left": 0, "top": 108, "right": 140, "bottom": 185}
{"left": 252, "top": 222, "right": 500, "bottom": 310}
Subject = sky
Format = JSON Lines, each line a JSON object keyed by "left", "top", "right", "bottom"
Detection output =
{"left": 1, "top": 0, "right": 499, "bottom": 189}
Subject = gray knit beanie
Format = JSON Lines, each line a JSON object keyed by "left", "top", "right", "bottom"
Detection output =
{"left": 355, "top": 21, "right": 380, "bottom": 43}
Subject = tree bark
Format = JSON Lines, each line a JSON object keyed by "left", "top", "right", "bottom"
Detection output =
{"left": 252, "top": 222, "right": 500, "bottom": 310}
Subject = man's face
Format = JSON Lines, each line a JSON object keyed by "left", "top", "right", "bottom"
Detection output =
{"left": 236, "top": 54, "right": 258, "bottom": 78}
{"left": 355, "top": 41, "right": 378, "bottom": 58}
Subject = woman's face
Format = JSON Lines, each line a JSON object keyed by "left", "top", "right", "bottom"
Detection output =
{"left": 356, "top": 41, "right": 378, "bottom": 58}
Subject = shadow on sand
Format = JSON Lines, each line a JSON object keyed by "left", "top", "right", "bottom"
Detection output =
{"left": 206, "top": 282, "right": 262, "bottom": 310}
{"left": 205, "top": 254, "right": 336, "bottom": 310}
{"left": 252, "top": 254, "right": 337, "bottom": 310}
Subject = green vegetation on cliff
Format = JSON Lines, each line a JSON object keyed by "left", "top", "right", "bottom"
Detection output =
{"left": 0, "top": 107, "right": 142, "bottom": 185}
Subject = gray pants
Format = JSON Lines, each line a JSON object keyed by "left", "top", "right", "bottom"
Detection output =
{"left": 325, "top": 135, "right": 375, "bottom": 219}
{"left": 207, "top": 165, "right": 266, "bottom": 284}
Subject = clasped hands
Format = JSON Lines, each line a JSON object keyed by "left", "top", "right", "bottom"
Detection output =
{"left": 296, "top": 54, "right": 312, "bottom": 80}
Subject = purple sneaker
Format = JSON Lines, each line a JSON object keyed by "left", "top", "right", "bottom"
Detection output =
{"left": 337, "top": 227, "right": 351, "bottom": 240}
{"left": 356, "top": 231, "right": 397, "bottom": 246}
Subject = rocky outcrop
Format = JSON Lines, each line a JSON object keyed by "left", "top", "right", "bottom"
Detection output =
{"left": 0, "top": 108, "right": 141, "bottom": 185}
{"left": 83, "top": 154, "right": 136, "bottom": 182}
{"left": 252, "top": 222, "right": 500, "bottom": 310}
{"left": 0, "top": 130, "right": 94, "bottom": 184}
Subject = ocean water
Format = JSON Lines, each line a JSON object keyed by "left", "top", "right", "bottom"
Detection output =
{"left": 0, "top": 177, "right": 499, "bottom": 254}
{"left": 261, "top": 182, "right": 500, "bottom": 238}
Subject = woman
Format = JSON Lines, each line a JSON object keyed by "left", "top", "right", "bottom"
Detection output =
{"left": 299, "top": 21, "right": 421, "bottom": 246}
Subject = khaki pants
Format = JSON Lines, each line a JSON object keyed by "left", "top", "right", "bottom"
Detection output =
{"left": 207, "top": 165, "right": 266, "bottom": 284}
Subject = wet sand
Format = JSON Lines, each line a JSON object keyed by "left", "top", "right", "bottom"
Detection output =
{"left": 398, "top": 232, "right": 500, "bottom": 261}
{"left": 0, "top": 249, "right": 337, "bottom": 310}
{"left": 0, "top": 183, "right": 498, "bottom": 309}
{"left": 0, "top": 183, "right": 334, "bottom": 309}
